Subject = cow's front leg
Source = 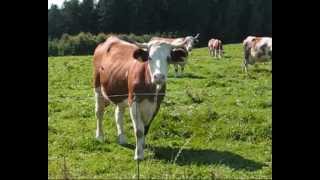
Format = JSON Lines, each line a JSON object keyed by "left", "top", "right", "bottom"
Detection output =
{"left": 180, "top": 64, "right": 184, "bottom": 76}
{"left": 174, "top": 64, "right": 179, "bottom": 78}
{"left": 129, "top": 100, "right": 145, "bottom": 160}
{"left": 115, "top": 105, "right": 127, "bottom": 145}
{"left": 95, "top": 87, "right": 108, "bottom": 142}
{"left": 218, "top": 49, "right": 222, "bottom": 58}
{"left": 214, "top": 49, "right": 217, "bottom": 58}
{"left": 242, "top": 59, "right": 248, "bottom": 73}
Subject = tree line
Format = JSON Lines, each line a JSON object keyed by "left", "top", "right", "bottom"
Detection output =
{"left": 48, "top": 32, "right": 167, "bottom": 56}
{"left": 48, "top": 0, "right": 272, "bottom": 45}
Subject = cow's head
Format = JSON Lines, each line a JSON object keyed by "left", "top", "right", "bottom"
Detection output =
{"left": 243, "top": 36, "right": 256, "bottom": 48}
{"left": 184, "top": 33, "right": 200, "bottom": 52}
{"left": 133, "top": 39, "right": 188, "bottom": 87}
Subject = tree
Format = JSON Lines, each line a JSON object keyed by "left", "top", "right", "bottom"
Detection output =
{"left": 48, "top": 0, "right": 272, "bottom": 44}
{"left": 61, "top": 0, "right": 81, "bottom": 35}
{"left": 79, "top": 0, "right": 98, "bottom": 33}
{"left": 96, "top": 0, "right": 116, "bottom": 33}
{"left": 48, "top": 4, "right": 65, "bottom": 38}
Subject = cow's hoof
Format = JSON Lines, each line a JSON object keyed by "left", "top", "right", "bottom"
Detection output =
{"left": 118, "top": 134, "right": 127, "bottom": 145}
{"left": 95, "top": 135, "right": 104, "bottom": 143}
{"left": 134, "top": 155, "right": 144, "bottom": 161}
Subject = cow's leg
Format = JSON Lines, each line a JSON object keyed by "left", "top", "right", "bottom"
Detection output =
{"left": 243, "top": 48, "right": 251, "bottom": 73}
{"left": 115, "top": 104, "right": 127, "bottom": 145}
{"left": 174, "top": 64, "right": 179, "bottom": 77}
{"left": 214, "top": 49, "right": 217, "bottom": 58}
{"left": 129, "top": 100, "right": 145, "bottom": 160}
{"left": 180, "top": 64, "right": 184, "bottom": 76}
{"left": 242, "top": 59, "right": 248, "bottom": 73}
{"left": 95, "top": 87, "right": 108, "bottom": 142}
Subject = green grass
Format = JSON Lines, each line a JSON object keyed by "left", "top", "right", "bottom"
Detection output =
{"left": 48, "top": 44, "right": 272, "bottom": 179}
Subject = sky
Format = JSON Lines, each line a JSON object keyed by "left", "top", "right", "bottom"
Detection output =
{"left": 48, "top": 0, "right": 65, "bottom": 9}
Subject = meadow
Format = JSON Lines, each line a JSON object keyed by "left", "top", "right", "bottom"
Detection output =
{"left": 48, "top": 44, "right": 272, "bottom": 179}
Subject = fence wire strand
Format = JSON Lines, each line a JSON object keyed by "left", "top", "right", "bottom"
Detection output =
{"left": 48, "top": 91, "right": 209, "bottom": 103}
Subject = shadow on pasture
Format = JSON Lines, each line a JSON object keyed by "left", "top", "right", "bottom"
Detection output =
{"left": 121, "top": 144, "right": 265, "bottom": 171}
{"left": 168, "top": 73, "right": 206, "bottom": 79}
{"left": 253, "top": 68, "right": 271, "bottom": 73}
{"left": 120, "top": 143, "right": 135, "bottom": 150}
{"left": 150, "top": 146, "right": 265, "bottom": 171}
{"left": 223, "top": 55, "right": 232, "bottom": 59}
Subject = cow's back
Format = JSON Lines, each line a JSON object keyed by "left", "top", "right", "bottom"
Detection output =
{"left": 251, "top": 37, "right": 272, "bottom": 60}
{"left": 150, "top": 37, "right": 186, "bottom": 46}
{"left": 93, "top": 36, "right": 139, "bottom": 103}
{"left": 150, "top": 37, "right": 175, "bottom": 43}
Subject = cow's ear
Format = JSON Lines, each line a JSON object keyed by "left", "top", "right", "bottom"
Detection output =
{"left": 169, "top": 49, "right": 188, "bottom": 63}
{"left": 133, "top": 48, "right": 149, "bottom": 62}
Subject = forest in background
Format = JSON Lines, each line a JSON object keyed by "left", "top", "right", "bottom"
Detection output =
{"left": 48, "top": 0, "right": 272, "bottom": 43}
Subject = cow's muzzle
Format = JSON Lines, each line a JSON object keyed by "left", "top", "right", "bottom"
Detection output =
{"left": 153, "top": 73, "right": 165, "bottom": 84}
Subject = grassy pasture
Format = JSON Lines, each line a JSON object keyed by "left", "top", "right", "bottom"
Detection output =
{"left": 48, "top": 44, "right": 272, "bottom": 179}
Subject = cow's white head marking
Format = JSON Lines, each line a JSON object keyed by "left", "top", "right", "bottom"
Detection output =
{"left": 133, "top": 40, "right": 187, "bottom": 87}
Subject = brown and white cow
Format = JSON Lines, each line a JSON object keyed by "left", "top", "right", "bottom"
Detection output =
{"left": 149, "top": 33, "right": 200, "bottom": 77}
{"left": 93, "top": 36, "right": 188, "bottom": 160}
{"left": 242, "top": 36, "right": 272, "bottom": 73}
{"left": 208, "top": 38, "right": 223, "bottom": 58}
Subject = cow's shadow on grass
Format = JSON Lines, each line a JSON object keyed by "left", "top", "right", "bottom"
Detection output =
{"left": 252, "top": 68, "right": 271, "bottom": 73}
{"left": 223, "top": 55, "right": 232, "bottom": 59}
{"left": 168, "top": 73, "right": 206, "bottom": 79}
{"left": 122, "top": 144, "right": 265, "bottom": 171}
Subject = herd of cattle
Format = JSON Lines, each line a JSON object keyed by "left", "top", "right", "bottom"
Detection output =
{"left": 92, "top": 34, "right": 272, "bottom": 160}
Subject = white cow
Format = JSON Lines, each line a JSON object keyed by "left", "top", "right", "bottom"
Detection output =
{"left": 242, "top": 36, "right": 272, "bottom": 73}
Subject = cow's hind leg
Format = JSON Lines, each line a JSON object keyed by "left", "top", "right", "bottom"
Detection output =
{"left": 115, "top": 104, "right": 127, "bottom": 145}
{"left": 95, "top": 87, "right": 108, "bottom": 142}
{"left": 129, "top": 100, "right": 145, "bottom": 160}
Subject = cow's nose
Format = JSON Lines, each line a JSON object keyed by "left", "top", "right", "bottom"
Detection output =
{"left": 154, "top": 73, "right": 165, "bottom": 83}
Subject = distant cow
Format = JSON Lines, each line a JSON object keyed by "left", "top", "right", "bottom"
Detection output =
{"left": 208, "top": 38, "right": 223, "bottom": 58}
{"left": 242, "top": 36, "right": 272, "bottom": 73}
{"left": 93, "top": 36, "right": 188, "bottom": 160}
{"left": 149, "top": 33, "right": 200, "bottom": 77}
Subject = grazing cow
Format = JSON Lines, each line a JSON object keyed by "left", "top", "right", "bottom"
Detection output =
{"left": 242, "top": 36, "right": 272, "bottom": 73}
{"left": 93, "top": 36, "right": 188, "bottom": 160}
{"left": 149, "top": 33, "right": 200, "bottom": 77}
{"left": 208, "top": 38, "right": 223, "bottom": 58}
